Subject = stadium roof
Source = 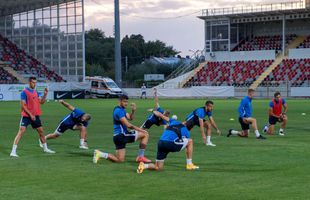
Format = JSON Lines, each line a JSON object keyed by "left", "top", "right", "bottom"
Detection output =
{"left": 198, "top": 0, "right": 310, "bottom": 20}
{"left": 0, "top": 0, "right": 75, "bottom": 17}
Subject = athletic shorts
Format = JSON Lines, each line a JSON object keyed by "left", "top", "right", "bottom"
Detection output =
{"left": 184, "top": 118, "right": 205, "bottom": 130}
{"left": 141, "top": 119, "right": 160, "bottom": 129}
{"left": 55, "top": 121, "right": 75, "bottom": 135}
{"left": 113, "top": 131, "right": 138, "bottom": 150}
{"left": 156, "top": 139, "right": 188, "bottom": 161}
{"left": 269, "top": 116, "right": 281, "bottom": 125}
{"left": 20, "top": 116, "right": 42, "bottom": 129}
{"left": 239, "top": 117, "right": 250, "bottom": 131}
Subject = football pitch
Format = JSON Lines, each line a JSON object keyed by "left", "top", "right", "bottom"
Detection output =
{"left": 0, "top": 99, "right": 309, "bottom": 200}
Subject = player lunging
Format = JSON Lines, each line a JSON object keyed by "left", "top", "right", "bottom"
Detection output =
{"left": 227, "top": 89, "right": 266, "bottom": 139}
{"left": 41, "top": 100, "right": 91, "bottom": 149}
{"left": 93, "top": 95, "right": 151, "bottom": 163}
{"left": 141, "top": 88, "right": 170, "bottom": 130}
{"left": 10, "top": 77, "right": 55, "bottom": 157}
{"left": 137, "top": 111, "right": 199, "bottom": 173}
{"left": 263, "top": 92, "right": 288, "bottom": 136}
{"left": 183, "top": 101, "right": 221, "bottom": 146}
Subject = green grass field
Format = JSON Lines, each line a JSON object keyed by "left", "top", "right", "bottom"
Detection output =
{"left": 0, "top": 99, "right": 309, "bottom": 200}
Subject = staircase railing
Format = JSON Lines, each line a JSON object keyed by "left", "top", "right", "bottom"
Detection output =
{"left": 165, "top": 49, "right": 205, "bottom": 80}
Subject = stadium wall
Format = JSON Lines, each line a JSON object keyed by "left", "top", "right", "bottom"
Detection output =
{"left": 288, "top": 48, "right": 310, "bottom": 59}
{"left": 205, "top": 50, "right": 276, "bottom": 62}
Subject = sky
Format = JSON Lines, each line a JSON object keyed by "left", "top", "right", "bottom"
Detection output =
{"left": 84, "top": 0, "right": 299, "bottom": 56}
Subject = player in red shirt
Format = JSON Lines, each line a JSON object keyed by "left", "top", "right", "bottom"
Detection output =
{"left": 10, "top": 77, "right": 55, "bottom": 157}
{"left": 263, "top": 92, "right": 288, "bottom": 136}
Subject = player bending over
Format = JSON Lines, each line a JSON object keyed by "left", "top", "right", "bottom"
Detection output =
{"left": 227, "top": 89, "right": 266, "bottom": 139}
{"left": 183, "top": 101, "right": 221, "bottom": 146}
{"left": 93, "top": 95, "right": 151, "bottom": 163}
{"left": 137, "top": 111, "right": 199, "bottom": 173}
{"left": 41, "top": 100, "right": 91, "bottom": 150}
{"left": 141, "top": 88, "right": 170, "bottom": 130}
{"left": 263, "top": 92, "right": 288, "bottom": 136}
{"left": 10, "top": 77, "right": 54, "bottom": 157}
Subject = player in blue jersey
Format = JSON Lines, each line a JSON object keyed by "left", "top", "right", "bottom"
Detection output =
{"left": 183, "top": 101, "right": 221, "bottom": 146}
{"left": 93, "top": 95, "right": 151, "bottom": 163}
{"left": 141, "top": 88, "right": 170, "bottom": 129}
{"left": 137, "top": 111, "right": 199, "bottom": 173}
{"left": 41, "top": 100, "right": 91, "bottom": 149}
{"left": 227, "top": 89, "right": 266, "bottom": 139}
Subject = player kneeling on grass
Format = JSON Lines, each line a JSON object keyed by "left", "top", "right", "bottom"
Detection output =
{"left": 263, "top": 92, "right": 288, "bottom": 136}
{"left": 137, "top": 111, "right": 199, "bottom": 173}
{"left": 227, "top": 89, "right": 266, "bottom": 139}
{"left": 183, "top": 101, "right": 221, "bottom": 146}
{"left": 93, "top": 95, "right": 151, "bottom": 163}
{"left": 40, "top": 100, "right": 91, "bottom": 150}
{"left": 141, "top": 88, "right": 170, "bottom": 130}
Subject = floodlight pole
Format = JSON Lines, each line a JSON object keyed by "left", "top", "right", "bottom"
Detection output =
{"left": 114, "top": 0, "right": 122, "bottom": 87}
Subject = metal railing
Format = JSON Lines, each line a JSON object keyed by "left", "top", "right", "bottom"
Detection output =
{"left": 165, "top": 49, "right": 205, "bottom": 80}
{"left": 201, "top": 0, "right": 305, "bottom": 17}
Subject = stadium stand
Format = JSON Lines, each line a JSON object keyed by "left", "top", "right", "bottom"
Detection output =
{"left": 0, "top": 66, "right": 19, "bottom": 84}
{"left": 261, "top": 58, "right": 310, "bottom": 87}
{"left": 183, "top": 60, "right": 273, "bottom": 87}
{"left": 298, "top": 36, "right": 310, "bottom": 48}
{"left": 0, "top": 34, "right": 64, "bottom": 82}
{"left": 232, "top": 34, "right": 297, "bottom": 51}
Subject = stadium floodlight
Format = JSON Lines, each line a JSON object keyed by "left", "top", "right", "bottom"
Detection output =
{"left": 114, "top": 0, "right": 122, "bottom": 87}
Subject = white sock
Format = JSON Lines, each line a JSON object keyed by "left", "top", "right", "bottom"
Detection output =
{"left": 99, "top": 152, "right": 109, "bottom": 159}
{"left": 12, "top": 144, "right": 17, "bottom": 153}
{"left": 144, "top": 164, "right": 149, "bottom": 169}
{"left": 42, "top": 143, "right": 48, "bottom": 150}
{"left": 231, "top": 130, "right": 239, "bottom": 135}
{"left": 80, "top": 139, "right": 85, "bottom": 146}
{"left": 186, "top": 159, "right": 192, "bottom": 165}
{"left": 255, "top": 130, "right": 260, "bottom": 137}
{"left": 207, "top": 136, "right": 211, "bottom": 143}
{"left": 279, "top": 128, "right": 284, "bottom": 133}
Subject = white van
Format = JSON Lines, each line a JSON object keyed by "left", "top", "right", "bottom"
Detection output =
{"left": 85, "top": 76, "right": 123, "bottom": 98}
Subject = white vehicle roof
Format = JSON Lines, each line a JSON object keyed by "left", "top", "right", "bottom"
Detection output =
{"left": 85, "top": 76, "right": 115, "bottom": 82}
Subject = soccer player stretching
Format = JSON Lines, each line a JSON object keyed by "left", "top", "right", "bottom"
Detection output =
{"left": 10, "top": 77, "right": 55, "bottom": 157}
{"left": 93, "top": 95, "right": 151, "bottom": 163}
{"left": 41, "top": 100, "right": 91, "bottom": 149}
{"left": 227, "top": 89, "right": 266, "bottom": 139}
{"left": 137, "top": 111, "right": 199, "bottom": 173}
{"left": 141, "top": 88, "right": 170, "bottom": 130}
{"left": 263, "top": 92, "right": 288, "bottom": 136}
{"left": 183, "top": 101, "right": 221, "bottom": 146}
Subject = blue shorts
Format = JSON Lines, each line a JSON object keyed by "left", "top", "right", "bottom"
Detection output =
{"left": 20, "top": 116, "right": 42, "bottom": 129}
{"left": 184, "top": 118, "right": 205, "bottom": 130}
{"left": 239, "top": 117, "right": 251, "bottom": 130}
{"left": 113, "top": 131, "right": 138, "bottom": 150}
{"left": 156, "top": 139, "right": 188, "bottom": 161}
{"left": 269, "top": 116, "right": 281, "bottom": 125}
{"left": 55, "top": 121, "right": 74, "bottom": 135}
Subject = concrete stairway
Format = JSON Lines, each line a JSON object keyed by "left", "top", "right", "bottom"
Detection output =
{"left": 0, "top": 61, "right": 27, "bottom": 83}
{"left": 250, "top": 35, "right": 306, "bottom": 89}
{"left": 180, "top": 61, "right": 208, "bottom": 88}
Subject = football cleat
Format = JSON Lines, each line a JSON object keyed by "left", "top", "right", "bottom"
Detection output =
{"left": 206, "top": 142, "right": 216, "bottom": 147}
{"left": 137, "top": 162, "right": 145, "bottom": 174}
{"left": 279, "top": 132, "right": 285, "bottom": 136}
{"left": 93, "top": 150, "right": 100, "bottom": 164}
{"left": 136, "top": 156, "right": 151, "bottom": 163}
{"left": 186, "top": 163, "right": 199, "bottom": 170}
{"left": 44, "top": 148, "right": 56, "bottom": 154}
{"left": 79, "top": 145, "right": 89, "bottom": 150}
{"left": 39, "top": 139, "right": 43, "bottom": 148}
{"left": 227, "top": 129, "right": 232, "bottom": 137}
{"left": 256, "top": 135, "right": 266, "bottom": 140}
{"left": 263, "top": 125, "right": 268, "bottom": 133}
{"left": 10, "top": 152, "right": 19, "bottom": 157}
